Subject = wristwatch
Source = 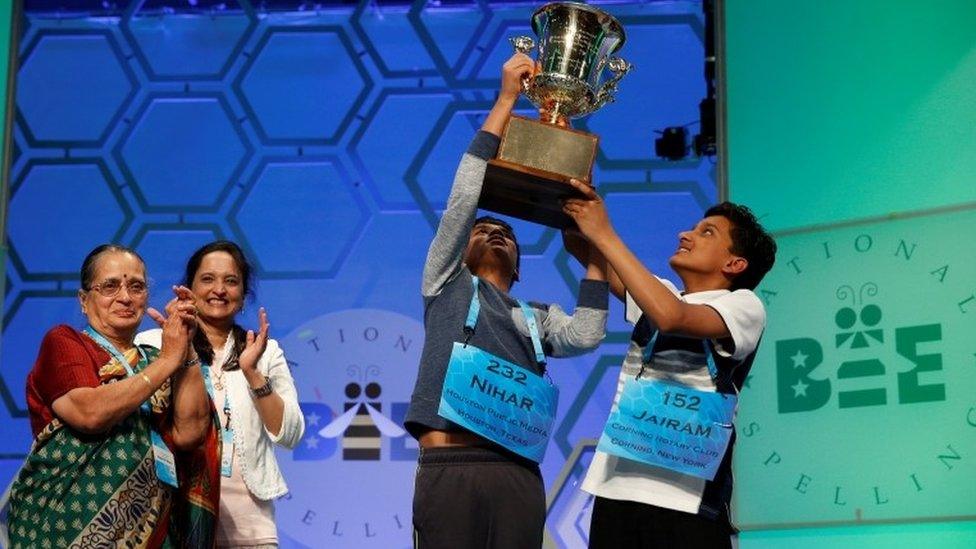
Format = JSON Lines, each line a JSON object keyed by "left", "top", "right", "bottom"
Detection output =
{"left": 250, "top": 377, "right": 274, "bottom": 398}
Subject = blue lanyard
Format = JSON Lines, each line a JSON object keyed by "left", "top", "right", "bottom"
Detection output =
{"left": 465, "top": 276, "right": 546, "bottom": 367}
{"left": 464, "top": 276, "right": 481, "bottom": 335}
{"left": 201, "top": 363, "right": 233, "bottom": 431}
{"left": 518, "top": 300, "right": 546, "bottom": 367}
{"left": 639, "top": 329, "right": 719, "bottom": 380}
{"left": 84, "top": 325, "right": 150, "bottom": 414}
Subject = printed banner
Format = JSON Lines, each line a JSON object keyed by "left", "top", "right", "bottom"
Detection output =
{"left": 735, "top": 207, "right": 976, "bottom": 527}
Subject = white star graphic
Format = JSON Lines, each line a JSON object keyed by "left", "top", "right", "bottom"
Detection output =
{"left": 305, "top": 436, "right": 319, "bottom": 449}
{"left": 306, "top": 412, "right": 321, "bottom": 427}
{"left": 791, "top": 350, "right": 808, "bottom": 369}
{"left": 792, "top": 379, "right": 809, "bottom": 397}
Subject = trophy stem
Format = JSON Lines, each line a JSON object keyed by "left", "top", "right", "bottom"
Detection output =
{"left": 542, "top": 101, "right": 562, "bottom": 125}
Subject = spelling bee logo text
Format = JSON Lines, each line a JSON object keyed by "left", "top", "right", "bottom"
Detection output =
{"left": 276, "top": 310, "right": 423, "bottom": 547}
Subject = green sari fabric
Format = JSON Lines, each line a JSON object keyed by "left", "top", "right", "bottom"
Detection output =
{"left": 5, "top": 344, "right": 220, "bottom": 548}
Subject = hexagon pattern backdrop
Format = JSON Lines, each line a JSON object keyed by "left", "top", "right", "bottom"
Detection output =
{"left": 1, "top": 1, "right": 714, "bottom": 546}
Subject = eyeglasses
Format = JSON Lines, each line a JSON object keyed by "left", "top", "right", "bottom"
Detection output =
{"left": 88, "top": 279, "right": 148, "bottom": 298}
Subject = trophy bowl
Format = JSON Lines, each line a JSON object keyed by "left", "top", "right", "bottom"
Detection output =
{"left": 515, "top": 2, "right": 631, "bottom": 121}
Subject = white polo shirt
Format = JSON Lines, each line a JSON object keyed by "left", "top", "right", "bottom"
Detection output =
{"left": 580, "top": 278, "right": 765, "bottom": 514}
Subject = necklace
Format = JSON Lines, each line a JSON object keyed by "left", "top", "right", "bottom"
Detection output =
{"left": 209, "top": 332, "right": 232, "bottom": 391}
{"left": 212, "top": 367, "right": 226, "bottom": 391}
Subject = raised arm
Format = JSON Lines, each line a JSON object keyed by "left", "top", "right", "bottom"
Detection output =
{"left": 538, "top": 244, "right": 609, "bottom": 358}
{"left": 421, "top": 53, "right": 534, "bottom": 297}
{"left": 537, "top": 274, "right": 610, "bottom": 358}
{"left": 563, "top": 229, "right": 624, "bottom": 301}
{"left": 167, "top": 356, "right": 210, "bottom": 450}
{"left": 421, "top": 132, "right": 501, "bottom": 297}
{"left": 259, "top": 339, "right": 305, "bottom": 448}
{"left": 236, "top": 308, "right": 305, "bottom": 449}
{"left": 562, "top": 181, "right": 730, "bottom": 338}
{"left": 51, "top": 312, "right": 193, "bottom": 436}
{"left": 156, "top": 288, "right": 210, "bottom": 450}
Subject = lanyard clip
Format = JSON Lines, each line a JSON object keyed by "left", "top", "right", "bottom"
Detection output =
{"left": 635, "top": 364, "right": 646, "bottom": 380}
{"left": 462, "top": 326, "right": 474, "bottom": 348}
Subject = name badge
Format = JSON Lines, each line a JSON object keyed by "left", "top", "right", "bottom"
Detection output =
{"left": 438, "top": 342, "right": 558, "bottom": 463}
{"left": 220, "top": 429, "right": 234, "bottom": 477}
{"left": 597, "top": 377, "right": 736, "bottom": 480}
{"left": 150, "top": 429, "right": 179, "bottom": 487}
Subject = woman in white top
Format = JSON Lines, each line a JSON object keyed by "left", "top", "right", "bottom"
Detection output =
{"left": 138, "top": 240, "right": 304, "bottom": 548}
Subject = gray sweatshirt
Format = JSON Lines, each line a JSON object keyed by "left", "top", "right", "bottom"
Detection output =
{"left": 404, "top": 131, "right": 609, "bottom": 438}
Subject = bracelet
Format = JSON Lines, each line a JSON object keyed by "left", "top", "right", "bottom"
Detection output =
{"left": 249, "top": 377, "right": 274, "bottom": 398}
{"left": 140, "top": 373, "right": 152, "bottom": 388}
{"left": 183, "top": 357, "right": 201, "bottom": 368}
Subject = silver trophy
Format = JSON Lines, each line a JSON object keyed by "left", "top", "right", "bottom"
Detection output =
{"left": 480, "top": 2, "right": 632, "bottom": 229}
{"left": 512, "top": 2, "right": 632, "bottom": 123}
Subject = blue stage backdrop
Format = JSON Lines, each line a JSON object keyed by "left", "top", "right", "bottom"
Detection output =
{"left": 0, "top": 2, "right": 713, "bottom": 547}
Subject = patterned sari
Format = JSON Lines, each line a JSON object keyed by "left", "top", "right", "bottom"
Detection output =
{"left": 4, "top": 345, "right": 221, "bottom": 548}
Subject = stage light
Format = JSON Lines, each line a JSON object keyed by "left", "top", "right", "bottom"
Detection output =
{"left": 693, "top": 97, "right": 716, "bottom": 157}
{"left": 655, "top": 126, "right": 688, "bottom": 161}
{"left": 693, "top": 0, "right": 717, "bottom": 158}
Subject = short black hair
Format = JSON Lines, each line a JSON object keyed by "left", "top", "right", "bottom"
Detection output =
{"left": 473, "top": 215, "right": 521, "bottom": 282}
{"left": 704, "top": 202, "right": 776, "bottom": 291}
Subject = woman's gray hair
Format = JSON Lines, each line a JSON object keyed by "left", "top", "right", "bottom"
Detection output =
{"left": 79, "top": 244, "right": 145, "bottom": 290}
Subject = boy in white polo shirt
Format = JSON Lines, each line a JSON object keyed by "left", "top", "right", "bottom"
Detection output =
{"left": 563, "top": 184, "right": 777, "bottom": 548}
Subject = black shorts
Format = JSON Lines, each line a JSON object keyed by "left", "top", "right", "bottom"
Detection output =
{"left": 589, "top": 496, "right": 732, "bottom": 549}
{"left": 413, "top": 445, "right": 545, "bottom": 549}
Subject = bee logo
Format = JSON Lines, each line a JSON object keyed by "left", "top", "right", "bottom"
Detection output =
{"left": 278, "top": 309, "right": 422, "bottom": 546}
{"left": 319, "top": 365, "right": 406, "bottom": 460}
{"left": 834, "top": 283, "right": 886, "bottom": 408}
{"left": 834, "top": 283, "right": 883, "bottom": 349}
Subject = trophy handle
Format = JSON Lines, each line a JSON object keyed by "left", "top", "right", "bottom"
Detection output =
{"left": 509, "top": 36, "right": 537, "bottom": 93}
{"left": 510, "top": 36, "right": 536, "bottom": 54}
{"left": 591, "top": 57, "right": 633, "bottom": 112}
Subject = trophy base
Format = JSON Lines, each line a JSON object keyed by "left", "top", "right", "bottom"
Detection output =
{"left": 478, "top": 116, "right": 598, "bottom": 229}
{"left": 481, "top": 159, "right": 587, "bottom": 229}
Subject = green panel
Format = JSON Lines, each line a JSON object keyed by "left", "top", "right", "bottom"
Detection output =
{"left": 0, "top": 1, "right": 13, "bottom": 341}
{"left": 726, "top": 3, "right": 976, "bottom": 545}
{"left": 0, "top": 2, "right": 10, "bottom": 144}
{"left": 0, "top": 0, "right": 12, "bottom": 191}
{"left": 740, "top": 521, "right": 976, "bottom": 549}
{"left": 734, "top": 206, "right": 976, "bottom": 528}
{"left": 725, "top": 0, "right": 976, "bottom": 231}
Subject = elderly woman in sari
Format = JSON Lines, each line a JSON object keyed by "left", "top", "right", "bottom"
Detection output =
{"left": 5, "top": 244, "right": 219, "bottom": 548}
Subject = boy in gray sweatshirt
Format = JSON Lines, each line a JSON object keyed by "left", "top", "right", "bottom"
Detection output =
{"left": 405, "top": 53, "right": 610, "bottom": 548}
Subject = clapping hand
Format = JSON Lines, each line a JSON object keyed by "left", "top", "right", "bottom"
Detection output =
{"left": 238, "top": 307, "right": 270, "bottom": 376}
{"left": 147, "top": 285, "right": 198, "bottom": 363}
{"left": 147, "top": 285, "right": 198, "bottom": 331}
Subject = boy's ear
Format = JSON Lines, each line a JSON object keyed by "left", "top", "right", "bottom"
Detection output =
{"left": 723, "top": 256, "right": 748, "bottom": 277}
